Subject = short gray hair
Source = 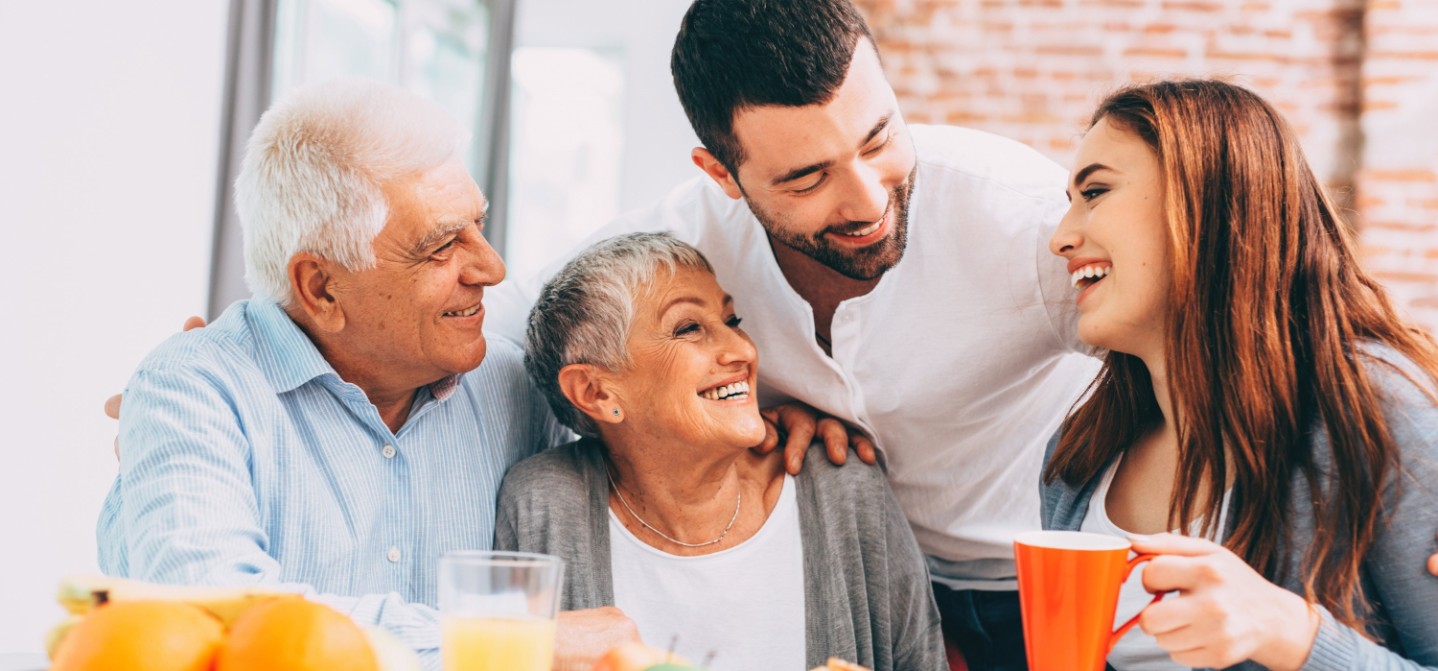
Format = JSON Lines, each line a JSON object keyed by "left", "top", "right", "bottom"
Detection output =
{"left": 236, "top": 78, "right": 469, "bottom": 304}
{"left": 525, "top": 232, "right": 715, "bottom": 436}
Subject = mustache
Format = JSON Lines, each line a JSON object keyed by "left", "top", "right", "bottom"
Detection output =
{"left": 823, "top": 201, "right": 893, "bottom": 237}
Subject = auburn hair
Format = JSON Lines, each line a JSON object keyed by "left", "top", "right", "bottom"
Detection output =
{"left": 1046, "top": 79, "right": 1438, "bottom": 631}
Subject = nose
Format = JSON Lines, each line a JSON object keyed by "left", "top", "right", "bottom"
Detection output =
{"left": 717, "top": 322, "right": 758, "bottom": 369}
{"left": 838, "top": 162, "right": 891, "bottom": 224}
{"left": 1049, "top": 203, "right": 1083, "bottom": 258}
{"left": 459, "top": 230, "right": 507, "bottom": 287}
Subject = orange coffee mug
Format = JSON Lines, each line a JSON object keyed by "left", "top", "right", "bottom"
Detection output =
{"left": 1014, "top": 530, "right": 1168, "bottom": 671}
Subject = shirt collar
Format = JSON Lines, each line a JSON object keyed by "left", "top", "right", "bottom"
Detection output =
{"left": 247, "top": 299, "right": 342, "bottom": 394}
{"left": 247, "top": 299, "right": 463, "bottom": 401}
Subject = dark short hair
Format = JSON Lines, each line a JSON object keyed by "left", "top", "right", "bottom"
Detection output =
{"left": 671, "top": 0, "right": 875, "bottom": 172}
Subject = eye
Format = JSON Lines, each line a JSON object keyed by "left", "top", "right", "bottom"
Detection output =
{"left": 790, "top": 175, "right": 826, "bottom": 195}
{"left": 725, "top": 315, "right": 743, "bottom": 329}
{"left": 673, "top": 321, "right": 701, "bottom": 337}
{"left": 1080, "top": 187, "right": 1109, "bottom": 202}
{"left": 862, "top": 133, "right": 893, "bottom": 156}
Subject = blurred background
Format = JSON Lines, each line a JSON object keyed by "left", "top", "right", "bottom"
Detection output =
{"left": 0, "top": 0, "right": 1433, "bottom": 656}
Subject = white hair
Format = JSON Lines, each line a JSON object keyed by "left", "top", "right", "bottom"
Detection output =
{"left": 236, "top": 78, "right": 470, "bottom": 304}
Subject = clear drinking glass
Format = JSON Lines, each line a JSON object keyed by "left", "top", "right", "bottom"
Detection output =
{"left": 439, "top": 551, "right": 565, "bottom": 671}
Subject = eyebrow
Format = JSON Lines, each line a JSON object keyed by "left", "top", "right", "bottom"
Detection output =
{"left": 409, "top": 210, "right": 486, "bottom": 255}
{"left": 769, "top": 114, "right": 894, "bottom": 187}
{"left": 1071, "top": 163, "right": 1114, "bottom": 189}
{"left": 658, "top": 293, "right": 733, "bottom": 317}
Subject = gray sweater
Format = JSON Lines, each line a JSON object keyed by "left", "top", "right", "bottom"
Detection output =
{"left": 1041, "top": 348, "right": 1438, "bottom": 670}
{"left": 494, "top": 439, "right": 946, "bottom": 671}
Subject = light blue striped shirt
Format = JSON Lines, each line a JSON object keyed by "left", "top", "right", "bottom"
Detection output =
{"left": 97, "top": 298, "right": 568, "bottom": 663}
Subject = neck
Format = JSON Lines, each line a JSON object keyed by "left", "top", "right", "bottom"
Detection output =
{"left": 600, "top": 430, "right": 778, "bottom": 547}
{"left": 287, "top": 308, "right": 423, "bottom": 433}
{"left": 768, "top": 234, "right": 881, "bottom": 343}
{"left": 1139, "top": 350, "right": 1180, "bottom": 439}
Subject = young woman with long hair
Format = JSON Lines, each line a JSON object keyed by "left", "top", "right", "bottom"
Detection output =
{"left": 1044, "top": 79, "right": 1438, "bottom": 670}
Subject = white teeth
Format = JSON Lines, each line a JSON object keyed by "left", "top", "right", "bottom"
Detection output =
{"left": 842, "top": 220, "right": 882, "bottom": 237}
{"left": 1069, "top": 265, "right": 1111, "bottom": 289}
{"left": 444, "top": 305, "right": 481, "bottom": 317}
{"left": 700, "top": 380, "right": 750, "bottom": 401}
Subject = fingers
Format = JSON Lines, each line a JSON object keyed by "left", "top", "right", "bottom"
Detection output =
{"left": 782, "top": 421, "right": 814, "bottom": 475}
{"left": 1129, "top": 532, "right": 1222, "bottom": 557}
{"left": 817, "top": 418, "right": 848, "bottom": 466}
{"left": 755, "top": 416, "right": 780, "bottom": 454}
{"left": 182, "top": 315, "right": 207, "bottom": 331}
{"left": 852, "top": 434, "right": 877, "bottom": 465}
{"left": 104, "top": 394, "right": 122, "bottom": 420}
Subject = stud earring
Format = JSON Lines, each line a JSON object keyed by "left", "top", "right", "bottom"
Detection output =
{"left": 612, "top": 408, "right": 621, "bottom": 417}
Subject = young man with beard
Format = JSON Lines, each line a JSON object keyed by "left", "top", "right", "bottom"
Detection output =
{"left": 484, "top": 1, "right": 1094, "bottom": 668}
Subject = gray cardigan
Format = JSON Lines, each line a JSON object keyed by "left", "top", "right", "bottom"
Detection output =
{"left": 494, "top": 439, "right": 946, "bottom": 671}
{"left": 1041, "top": 349, "right": 1438, "bottom": 670}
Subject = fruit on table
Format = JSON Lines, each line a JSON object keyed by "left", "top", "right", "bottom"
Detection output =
{"left": 45, "top": 575, "right": 424, "bottom": 671}
{"left": 592, "top": 641, "right": 700, "bottom": 671}
{"left": 50, "top": 601, "right": 224, "bottom": 671}
{"left": 57, "top": 574, "right": 300, "bottom": 627}
{"left": 216, "top": 598, "right": 378, "bottom": 671}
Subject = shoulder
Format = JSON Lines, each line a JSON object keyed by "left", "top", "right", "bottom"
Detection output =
{"left": 794, "top": 448, "right": 895, "bottom": 522}
{"left": 499, "top": 440, "right": 600, "bottom": 507}
{"left": 1356, "top": 343, "right": 1438, "bottom": 419}
{"left": 910, "top": 124, "right": 1068, "bottom": 201}
{"left": 128, "top": 302, "right": 265, "bottom": 389}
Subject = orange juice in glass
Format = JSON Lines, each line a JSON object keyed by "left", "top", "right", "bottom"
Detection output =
{"left": 439, "top": 551, "right": 564, "bottom": 671}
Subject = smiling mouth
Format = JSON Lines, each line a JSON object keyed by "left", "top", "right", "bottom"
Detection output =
{"left": 1070, "top": 263, "right": 1111, "bottom": 290}
{"left": 443, "top": 304, "right": 482, "bottom": 318}
{"left": 699, "top": 380, "right": 751, "bottom": 401}
{"left": 838, "top": 218, "right": 883, "bottom": 238}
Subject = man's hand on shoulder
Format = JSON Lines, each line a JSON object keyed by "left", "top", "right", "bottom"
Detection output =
{"left": 754, "top": 401, "right": 877, "bottom": 475}
{"left": 554, "top": 607, "right": 641, "bottom": 671}
{"left": 106, "top": 316, "right": 208, "bottom": 460}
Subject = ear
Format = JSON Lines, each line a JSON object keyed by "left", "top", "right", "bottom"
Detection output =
{"left": 557, "top": 363, "right": 624, "bottom": 428}
{"left": 288, "top": 253, "right": 345, "bottom": 333}
{"left": 691, "top": 147, "right": 744, "bottom": 200}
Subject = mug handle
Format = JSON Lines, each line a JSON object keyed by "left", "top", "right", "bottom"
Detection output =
{"left": 1109, "top": 553, "right": 1170, "bottom": 652}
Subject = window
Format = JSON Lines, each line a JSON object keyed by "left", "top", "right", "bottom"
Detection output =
{"left": 504, "top": 46, "right": 625, "bottom": 280}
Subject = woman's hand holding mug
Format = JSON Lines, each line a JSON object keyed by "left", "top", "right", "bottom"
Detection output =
{"left": 1128, "top": 533, "right": 1322, "bottom": 671}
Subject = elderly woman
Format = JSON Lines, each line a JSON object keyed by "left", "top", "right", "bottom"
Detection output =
{"left": 495, "top": 232, "right": 944, "bottom": 671}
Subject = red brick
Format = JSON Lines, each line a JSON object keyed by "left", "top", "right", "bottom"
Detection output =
{"left": 1365, "top": 170, "right": 1438, "bottom": 183}
{"left": 1125, "top": 47, "right": 1189, "bottom": 59}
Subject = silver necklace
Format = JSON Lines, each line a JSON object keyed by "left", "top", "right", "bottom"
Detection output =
{"left": 604, "top": 464, "right": 742, "bottom": 548}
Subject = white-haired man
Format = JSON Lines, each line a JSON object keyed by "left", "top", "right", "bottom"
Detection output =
{"left": 96, "top": 80, "right": 633, "bottom": 670}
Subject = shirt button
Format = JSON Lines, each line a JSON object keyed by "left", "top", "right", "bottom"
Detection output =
{"left": 387, "top": 546, "right": 401, "bottom": 562}
{"left": 382, "top": 444, "right": 397, "bottom": 459}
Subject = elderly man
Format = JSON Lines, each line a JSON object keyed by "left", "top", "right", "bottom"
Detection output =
{"left": 96, "top": 79, "right": 630, "bottom": 670}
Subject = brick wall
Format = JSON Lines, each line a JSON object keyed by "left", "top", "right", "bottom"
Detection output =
{"left": 855, "top": 0, "right": 1438, "bottom": 333}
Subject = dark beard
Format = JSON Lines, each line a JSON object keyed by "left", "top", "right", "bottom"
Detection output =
{"left": 749, "top": 168, "right": 915, "bottom": 281}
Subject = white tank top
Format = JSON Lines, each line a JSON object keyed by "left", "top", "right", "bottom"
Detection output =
{"left": 609, "top": 474, "right": 806, "bottom": 671}
{"left": 1079, "top": 457, "right": 1231, "bottom": 671}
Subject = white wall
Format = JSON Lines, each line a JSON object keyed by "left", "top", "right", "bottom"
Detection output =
{"left": 0, "top": 0, "right": 229, "bottom": 654}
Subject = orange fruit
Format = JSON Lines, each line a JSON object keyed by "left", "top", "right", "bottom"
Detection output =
{"left": 216, "top": 598, "right": 379, "bottom": 671}
{"left": 51, "top": 600, "right": 223, "bottom": 671}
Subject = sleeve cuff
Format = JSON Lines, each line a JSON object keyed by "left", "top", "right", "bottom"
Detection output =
{"left": 1299, "top": 607, "right": 1357, "bottom": 671}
